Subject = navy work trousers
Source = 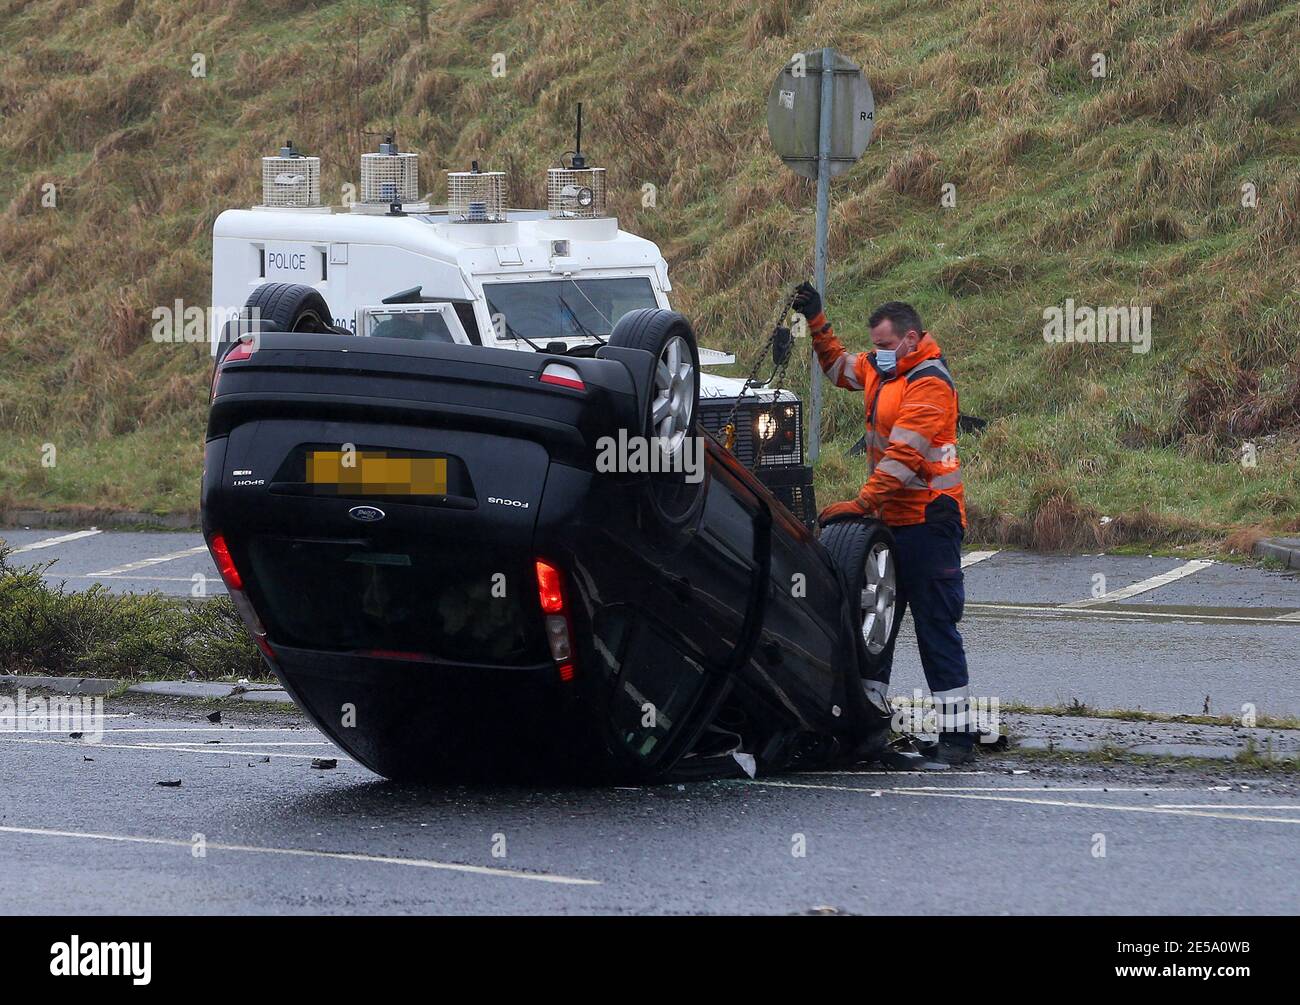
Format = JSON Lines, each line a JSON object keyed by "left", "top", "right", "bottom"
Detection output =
{"left": 868, "top": 518, "right": 973, "bottom": 747}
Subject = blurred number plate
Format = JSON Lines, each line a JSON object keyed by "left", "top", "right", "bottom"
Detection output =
{"left": 306, "top": 451, "right": 447, "bottom": 495}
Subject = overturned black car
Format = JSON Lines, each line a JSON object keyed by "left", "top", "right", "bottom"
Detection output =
{"left": 202, "top": 300, "right": 901, "bottom": 782}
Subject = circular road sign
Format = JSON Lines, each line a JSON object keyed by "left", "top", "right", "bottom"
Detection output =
{"left": 767, "top": 49, "right": 874, "bottom": 180}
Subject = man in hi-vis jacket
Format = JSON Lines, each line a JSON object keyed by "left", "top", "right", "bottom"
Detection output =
{"left": 793, "top": 283, "right": 975, "bottom": 765}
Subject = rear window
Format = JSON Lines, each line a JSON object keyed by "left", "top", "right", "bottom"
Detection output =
{"left": 245, "top": 537, "right": 546, "bottom": 665}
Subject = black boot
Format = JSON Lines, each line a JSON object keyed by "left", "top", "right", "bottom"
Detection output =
{"left": 933, "top": 735, "right": 976, "bottom": 766}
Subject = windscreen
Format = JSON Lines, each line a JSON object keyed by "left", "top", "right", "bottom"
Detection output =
{"left": 483, "top": 277, "right": 657, "bottom": 342}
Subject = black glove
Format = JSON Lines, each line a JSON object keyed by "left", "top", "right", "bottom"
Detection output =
{"left": 792, "top": 281, "right": 822, "bottom": 321}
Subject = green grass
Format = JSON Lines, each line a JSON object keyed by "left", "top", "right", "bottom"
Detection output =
{"left": 999, "top": 700, "right": 1300, "bottom": 731}
{"left": 0, "top": 545, "right": 261, "bottom": 680}
{"left": 1, "top": 0, "right": 1298, "bottom": 548}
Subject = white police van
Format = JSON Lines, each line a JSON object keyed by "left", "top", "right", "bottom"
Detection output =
{"left": 209, "top": 136, "right": 814, "bottom": 524}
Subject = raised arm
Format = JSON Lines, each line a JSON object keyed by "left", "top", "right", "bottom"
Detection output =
{"left": 792, "top": 282, "right": 869, "bottom": 391}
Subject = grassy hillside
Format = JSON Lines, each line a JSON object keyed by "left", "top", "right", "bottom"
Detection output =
{"left": 1, "top": 0, "right": 1297, "bottom": 548}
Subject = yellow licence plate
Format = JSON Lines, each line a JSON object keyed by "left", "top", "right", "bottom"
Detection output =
{"left": 305, "top": 451, "right": 447, "bottom": 495}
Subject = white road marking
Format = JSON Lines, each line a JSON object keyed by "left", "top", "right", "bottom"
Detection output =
{"left": 1277, "top": 610, "right": 1300, "bottom": 622}
{"left": 960, "top": 550, "right": 999, "bottom": 568}
{"left": 84, "top": 546, "right": 209, "bottom": 578}
{"left": 967, "top": 601, "right": 1300, "bottom": 626}
{"left": 1061, "top": 559, "right": 1214, "bottom": 608}
{"left": 0, "top": 824, "right": 599, "bottom": 885}
{"left": 41, "top": 573, "right": 222, "bottom": 584}
{"left": 0, "top": 736, "right": 345, "bottom": 761}
{"left": 892, "top": 786, "right": 1196, "bottom": 793}
{"left": 138, "top": 740, "right": 329, "bottom": 747}
{"left": 10, "top": 529, "right": 101, "bottom": 553}
{"left": 101, "top": 727, "right": 310, "bottom": 734}
{"left": 749, "top": 779, "right": 1300, "bottom": 825}
{"left": 1154, "top": 804, "right": 1300, "bottom": 810}
{"left": 807, "top": 769, "right": 993, "bottom": 777}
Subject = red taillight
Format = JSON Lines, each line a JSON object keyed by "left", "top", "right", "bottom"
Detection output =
{"left": 210, "top": 337, "right": 256, "bottom": 401}
{"left": 540, "top": 363, "right": 586, "bottom": 391}
{"left": 535, "top": 559, "right": 576, "bottom": 682}
{"left": 535, "top": 559, "right": 565, "bottom": 614}
{"left": 207, "top": 532, "right": 243, "bottom": 591}
{"left": 224, "top": 339, "right": 256, "bottom": 363}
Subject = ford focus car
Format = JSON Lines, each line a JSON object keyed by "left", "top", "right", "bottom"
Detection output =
{"left": 202, "top": 294, "right": 900, "bottom": 782}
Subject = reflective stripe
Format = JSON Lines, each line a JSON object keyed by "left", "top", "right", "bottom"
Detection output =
{"left": 932, "top": 686, "right": 970, "bottom": 730}
{"left": 877, "top": 457, "right": 926, "bottom": 488}
{"left": 908, "top": 358, "right": 953, "bottom": 382}
{"left": 888, "top": 425, "right": 958, "bottom": 463}
{"left": 929, "top": 470, "right": 964, "bottom": 491}
{"left": 889, "top": 425, "right": 930, "bottom": 451}
{"left": 827, "top": 354, "right": 863, "bottom": 390}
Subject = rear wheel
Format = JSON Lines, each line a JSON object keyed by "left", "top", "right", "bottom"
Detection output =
{"left": 608, "top": 309, "right": 705, "bottom": 531}
{"left": 609, "top": 308, "right": 700, "bottom": 469}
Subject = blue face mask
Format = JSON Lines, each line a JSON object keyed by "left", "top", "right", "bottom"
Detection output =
{"left": 875, "top": 347, "right": 897, "bottom": 371}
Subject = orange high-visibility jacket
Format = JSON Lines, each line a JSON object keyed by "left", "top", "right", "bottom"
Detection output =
{"left": 810, "top": 312, "right": 966, "bottom": 528}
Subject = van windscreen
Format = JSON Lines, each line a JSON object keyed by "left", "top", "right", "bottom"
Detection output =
{"left": 483, "top": 277, "right": 657, "bottom": 342}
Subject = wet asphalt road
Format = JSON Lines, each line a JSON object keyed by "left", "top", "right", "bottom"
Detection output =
{"left": 4, "top": 527, "right": 1298, "bottom": 717}
{"left": 1, "top": 696, "right": 1296, "bottom": 915}
{"left": 3, "top": 529, "right": 1296, "bottom": 914}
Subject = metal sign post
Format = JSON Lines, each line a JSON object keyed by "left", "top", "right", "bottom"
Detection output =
{"left": 811, "top": 47, "right": 835, "bottom": 462}
{"left": 767, "top": 49, "right": 874, "bottom": 463}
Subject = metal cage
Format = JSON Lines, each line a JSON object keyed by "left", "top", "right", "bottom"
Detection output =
{"left": 547, "top": 167, "right": 607, "bottom": 219}
{"left": 361, "top": 150, "right": 419, "bottom": 205}
{"left": 446, "top": 170, "right": 508, "bottom": 223}
{"left": 261, "top": 150, "right": 321, "bottom": 208}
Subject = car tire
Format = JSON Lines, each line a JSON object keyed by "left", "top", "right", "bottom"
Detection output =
{"left": 820, "top": 518, "right": 902, "bottom": 679}
{"left": 608, "top": 308, "right": 705, "bottom": 531}
{"left": 242, "top": 282, "right": 335, "bottom": 334}
{"left": 214, "top": 282, "right": 338, "bottom": 370}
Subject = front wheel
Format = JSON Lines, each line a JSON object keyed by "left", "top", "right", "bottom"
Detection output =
{"left": 820, "top": 518, "right": 902, "bottom": 677}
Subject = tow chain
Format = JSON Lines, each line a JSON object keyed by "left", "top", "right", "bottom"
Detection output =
{"left": 718, "top": 291, "right": 797, "bottom": 469}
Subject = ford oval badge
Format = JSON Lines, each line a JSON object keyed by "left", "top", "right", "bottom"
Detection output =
{"left": 348, "top": 505, "right": 386, "bottom": 523}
